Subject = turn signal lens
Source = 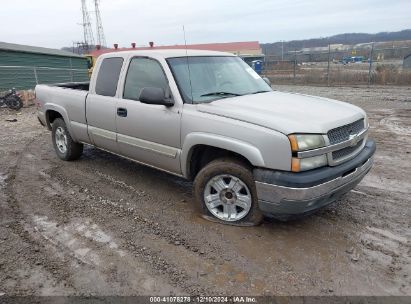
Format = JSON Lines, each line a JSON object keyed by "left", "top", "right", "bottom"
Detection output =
{"left": 291, "top": 155, "right": 328, "bottom": 172}
{"left": 291, "top": 158, "right": 300, "bottom": 172}
{"left": 288, "top": 135, "right": 299, "bottom": 152}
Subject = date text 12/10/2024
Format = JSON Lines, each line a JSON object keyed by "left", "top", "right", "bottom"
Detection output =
{"left": 149, "top": 296, "right": 258, "bottom": 303}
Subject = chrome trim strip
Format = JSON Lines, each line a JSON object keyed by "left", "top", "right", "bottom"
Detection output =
{"left": 255, "top": 157, "right": 373, "bottom": 202}
{"left": 88, "top": 126, "right": 116, "bottom": 141}
{"left": 297, "top": 127, "right": 368, "bottom": 158}
{"left": 117, "top": 134, "right": 178, "bottom": 159}
{"left": 87, "top": 126, "right": 178, "bottom": 159}
{"left": 79, "top": 142, "right": 183, "bottom": 178}
{"left": 71, "top": 121, "right": 87, "bottom": 129}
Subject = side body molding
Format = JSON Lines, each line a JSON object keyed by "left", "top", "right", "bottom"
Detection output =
{"left": 181, "top": 132, "right": 265, "bottom": 178}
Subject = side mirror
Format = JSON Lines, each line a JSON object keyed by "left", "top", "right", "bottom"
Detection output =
{"left": 139, "top": 87, "right": 174, "bottom": 107}
{"left": 262, "top": 77, "right": 271, "bottom": 86}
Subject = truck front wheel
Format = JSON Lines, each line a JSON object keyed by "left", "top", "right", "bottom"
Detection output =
{"left": 193, "top": 158, "right": 263, "bottom": 226}
{"left": 51, "top": 118, "right": 83, "bottom": 161}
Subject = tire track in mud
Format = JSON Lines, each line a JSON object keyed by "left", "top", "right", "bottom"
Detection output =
{"left": 11, "top": 135, "right": 281, "bottom": 295}
{"left": 330, "top": 107, "right": 411, "bottom": 295}
{"left": 7, "top": 136, "right": 187, "bottom": 295}
{"left": 2, "top": 134, "right": 77, "bottom": 294}
{"left": 38, "top": 143, "right": 395, "bottom": 295}
{"left": 378, "top": 109, "right": 411, "bottom": 136}
{"left": 43, "top": 148, "right": 274, "bottom": 295}
{"left": 22, "top": 134, "right": 409, "bottom": 295}
{"left": 10, "top": 136, "right": 306, "bottom": 295}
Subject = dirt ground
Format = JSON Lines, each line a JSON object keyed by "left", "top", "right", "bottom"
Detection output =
{"left": 0, "top": 85, "right": 410, "bottom": 296}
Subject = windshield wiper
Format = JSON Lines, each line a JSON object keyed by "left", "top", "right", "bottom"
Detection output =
{"left": 200, "top": 91, "right": 242, "bottom": 97}
{"left": 249, "top": 90, "right": 271, "bottom": 94}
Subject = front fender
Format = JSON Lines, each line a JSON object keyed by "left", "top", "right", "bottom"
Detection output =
{"left": 181, "top": 132, "right": 265, "bottom": 178}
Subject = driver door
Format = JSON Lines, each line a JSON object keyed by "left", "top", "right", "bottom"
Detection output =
{"left": 116, "top": 57, "right": 182, "bottom": 174}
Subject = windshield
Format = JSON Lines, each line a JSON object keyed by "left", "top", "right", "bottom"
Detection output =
{"left": 167, "top": 56, "right": 272, "bottom": 104}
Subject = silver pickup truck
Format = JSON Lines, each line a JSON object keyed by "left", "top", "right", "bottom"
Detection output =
{"left": 36, "top": 50, "right": 375, "bottom": 225}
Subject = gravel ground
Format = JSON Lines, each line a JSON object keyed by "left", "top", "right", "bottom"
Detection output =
{"left": 0, "top": 85, "right": 410, "bottom": 296}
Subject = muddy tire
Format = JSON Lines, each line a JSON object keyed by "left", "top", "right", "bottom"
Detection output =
{"left": 193, "top": 158, "right": 263, "bottom": 226}
{"left": 51, "top": 118, "right": 83, "bottom": 161}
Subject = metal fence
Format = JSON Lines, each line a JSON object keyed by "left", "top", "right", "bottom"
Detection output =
{"left": 0, "top": 65, "right": 89, "bottom": 92}
{"left": 262, "top": 46, "right": 411, "bottom": 86}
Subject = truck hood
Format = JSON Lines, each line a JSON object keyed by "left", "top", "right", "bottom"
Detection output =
{"left": 196, "top": 91, "right": 365, "bottom": 134}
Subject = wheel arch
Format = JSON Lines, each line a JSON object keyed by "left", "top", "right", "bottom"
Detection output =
{"left": 44, "top": 105, "right": 77, "bottom": 141}
{"left": 182, "top": 133, "right": 265, "bottom": 180}
{"left": 45, "top": 109, "right": 62, "bottom": 130}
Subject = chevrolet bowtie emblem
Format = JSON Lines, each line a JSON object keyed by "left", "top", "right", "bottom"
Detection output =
{"left": 349, "top": 133, "right": 360, "bottom": 146}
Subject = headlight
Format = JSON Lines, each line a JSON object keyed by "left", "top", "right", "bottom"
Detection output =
{"left": 288, "top": 134, "right": 327, "bottom": 172}
{"left": 291, "top": 155, "right": 328, "bottom": 172}
{"left": 288, "top": 134, "right": 325, "bottom": 152}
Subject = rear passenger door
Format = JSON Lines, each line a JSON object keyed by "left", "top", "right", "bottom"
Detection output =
{"left": 116, "top": 56, "right": 182, "bottom": 174}
{"left": 86, "top": 57, "right": 124, "bottom": 153}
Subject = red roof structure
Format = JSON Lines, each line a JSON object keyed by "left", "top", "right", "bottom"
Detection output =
{"left": 91, "top": 41, "right": 261, "bottom": 57}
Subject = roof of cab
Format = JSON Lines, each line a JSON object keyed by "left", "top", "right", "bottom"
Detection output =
{"left": 99, "top": 49, "right": 236, "bottom": 59}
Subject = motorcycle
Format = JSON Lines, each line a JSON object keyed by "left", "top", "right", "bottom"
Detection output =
{"left": 0, "top": 88, "right": 23, "bottom": 110}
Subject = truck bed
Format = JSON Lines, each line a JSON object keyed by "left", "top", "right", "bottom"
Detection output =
{"left": 35, "top": 83, "right": 90, "bottom": 140}
{"left": 53, "top": 82, "right": 90, "bottom": 91}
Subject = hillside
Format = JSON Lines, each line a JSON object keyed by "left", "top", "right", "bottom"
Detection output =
{"left": 262, "top": 29, "right": 411, "bottom": 56}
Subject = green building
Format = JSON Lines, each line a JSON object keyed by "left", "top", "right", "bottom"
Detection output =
{"left": 0, "top": 41, "right": 89, "bottom": 91}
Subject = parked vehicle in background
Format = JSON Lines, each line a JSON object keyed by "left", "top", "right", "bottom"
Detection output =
{"left": 341, "top": 56, "right": 366, "bottom": 64}
{"left": 0, "top": 88, "right": 23, "bottom": 110}
{"left": 35, "top": 50, "right": 375, "bottom": 225}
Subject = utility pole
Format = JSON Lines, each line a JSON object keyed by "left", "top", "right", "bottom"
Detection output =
{"left": 281, "top": 40, "right": 284, "bottom": 61}
{"left": 293, "top": 48, "right": 297, "bottom": 83}
{"left": 327, "top": 44, "right": 331, "bottom": 86}
{"left": 94, "top": 0, "right": 107, "bottom": 47}
{"left": 368, "top": 43, "right": 374, "bottom": 86}
{"left": 81, "top": 0, "right": 95, "bottom": 52}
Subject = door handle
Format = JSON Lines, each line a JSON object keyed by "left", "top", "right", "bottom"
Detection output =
{"left": 117, "top": 108, "right": 127, "bottom": 117}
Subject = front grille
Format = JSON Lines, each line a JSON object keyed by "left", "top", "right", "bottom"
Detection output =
{"left": 327, "top": 119, "right": 365, "bottom": 145}
{"left": 332, "top": 139, "right": 364, "bottom": 160}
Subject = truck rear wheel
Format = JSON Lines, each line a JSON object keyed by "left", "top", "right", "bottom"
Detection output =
{"left": 51, "top": 118, "right": 83, "bottom": 161}
{"left": 193, "top": 158, "right": 263, "bottom": 226}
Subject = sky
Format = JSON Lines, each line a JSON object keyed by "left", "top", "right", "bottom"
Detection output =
{"left": 1, "top": 0, "right": 410, "bottom": 49}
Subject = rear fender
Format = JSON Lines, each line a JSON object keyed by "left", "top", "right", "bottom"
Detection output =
{"left": 45, "top": 103, "right": 77, "bottom": 142}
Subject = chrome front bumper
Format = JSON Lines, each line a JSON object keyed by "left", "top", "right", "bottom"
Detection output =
{"left": 255, "top": 139, "right": 375, "bottom": 218}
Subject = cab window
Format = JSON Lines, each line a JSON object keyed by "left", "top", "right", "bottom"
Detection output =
{"left": 95, "top": 57, "right": 124, "bottom": 97}
{"left": 123, "top": 57, "right": 168, "bottom": 101}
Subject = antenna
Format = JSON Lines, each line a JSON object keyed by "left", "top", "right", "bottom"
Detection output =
{"left": 81, "top": 0, "right": 95, "bottom": 52}
{"left": 94, "top": 0, "right": 107, "bottom": 47}
{"left": 183, "top": 25, "right": 194, "bottom": 102}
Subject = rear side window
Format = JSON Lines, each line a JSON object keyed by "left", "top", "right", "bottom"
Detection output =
{"left": 123, "top": 57, "right": 168, "bottom": 101}
{"left": 95, "top": 57, "right": 124, "bottom": 97}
